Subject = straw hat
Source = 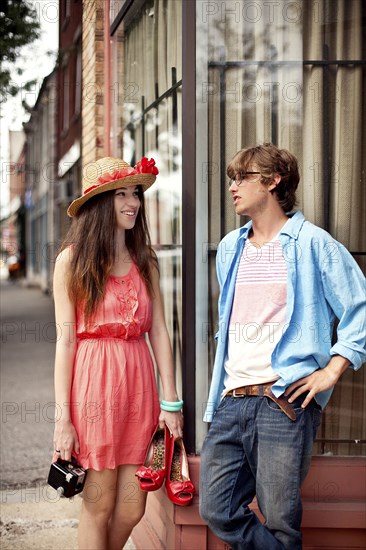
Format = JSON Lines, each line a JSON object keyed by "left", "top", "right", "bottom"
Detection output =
{"left": 67, "top": 156, "right": 158, "bottom": 217}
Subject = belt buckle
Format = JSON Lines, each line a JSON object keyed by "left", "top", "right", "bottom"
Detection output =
{"left": 232, "top": 388, "right": 245, "bottom": 398}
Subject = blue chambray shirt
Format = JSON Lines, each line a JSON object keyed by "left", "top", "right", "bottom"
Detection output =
{"left": 203, "top": 211, "right": 366, "bottom": 422}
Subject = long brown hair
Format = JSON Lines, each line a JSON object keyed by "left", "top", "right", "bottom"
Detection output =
{"left": 60, "top": 186, "right": 157, "bottom": 323}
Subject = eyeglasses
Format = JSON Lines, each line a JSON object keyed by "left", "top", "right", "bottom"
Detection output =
{"left": 228, "top": 171, "right": 261, "bottom": 187}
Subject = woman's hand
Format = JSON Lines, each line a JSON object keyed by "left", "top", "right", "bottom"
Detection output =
{"left": 53, "top": 419, "right": 80, "bottom": 461}
{"left": 159, "top": 409, "right": 184, "bottom": 440}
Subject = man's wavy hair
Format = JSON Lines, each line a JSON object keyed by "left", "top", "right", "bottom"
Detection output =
{"left": 227, "top": 143, "right": 300, "bottom": 212}
{"left": 59, "top": 186, "right": 157, "bottom": 325}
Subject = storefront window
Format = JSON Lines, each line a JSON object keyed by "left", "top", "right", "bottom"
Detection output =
{"left": 111, "top": 0, "right": 183, "bottom": 397}
{"left": 197, "top": 0, "right": 365, "bottom": 455}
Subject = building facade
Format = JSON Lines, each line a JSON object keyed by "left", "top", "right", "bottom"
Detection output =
{"left": 20, "top": 0, "right": 82, "bottom": 291}
{"left": 24, "top": 70, "right": 57, "bottom": 291}
{"left": 1, "top": 131, "right": 27, "bottom": 278}
{"left": 55, "top": 0, "right": 83, "bottom": 247}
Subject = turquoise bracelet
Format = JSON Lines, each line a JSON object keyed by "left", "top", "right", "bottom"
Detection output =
{"left": 160, "top": 399, "right": 183, "bottom": 412}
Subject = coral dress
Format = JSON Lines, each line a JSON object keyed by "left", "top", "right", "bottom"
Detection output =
{"left": 70, "top": 262, "right": 160, "bottom": 470}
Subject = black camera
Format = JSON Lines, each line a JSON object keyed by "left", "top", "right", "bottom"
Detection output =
{"left": 47, "top": 457, "right": 87, "bottom": 498}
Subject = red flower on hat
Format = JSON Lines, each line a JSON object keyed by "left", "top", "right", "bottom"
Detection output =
{"left": 135, "top": 157, "right": 159, "bottom": 175}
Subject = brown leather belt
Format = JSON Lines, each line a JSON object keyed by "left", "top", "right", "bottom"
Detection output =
{"left": 226, "top": 382, "right": 296, "bottom": 421}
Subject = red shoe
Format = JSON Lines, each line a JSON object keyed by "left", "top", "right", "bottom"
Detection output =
{"left": 165, "top": 438, "right": 195, "bottom": 506}
{"left": 135, "top": 425, "right": 172, "bottom": 491}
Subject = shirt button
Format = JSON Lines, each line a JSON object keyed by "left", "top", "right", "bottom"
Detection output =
{"left": 121, "top": 281, "right": 125, "bottom": 284}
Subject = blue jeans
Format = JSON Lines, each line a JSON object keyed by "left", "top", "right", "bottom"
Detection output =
{"left": 199, "top": 394, "right": 322, "bottom": 550}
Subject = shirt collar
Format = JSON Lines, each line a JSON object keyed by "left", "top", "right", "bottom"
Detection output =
{"left": 237, "top": 210, "right": 305, "bottom": 241}
{"left": 279, "top": 211, "right": 305, "bottom": 239}
{"left": 238, "top": 220, "right": 252, "bottom": 241}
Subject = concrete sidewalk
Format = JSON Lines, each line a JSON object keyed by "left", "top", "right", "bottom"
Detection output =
{"left": 1, "top": 487, "right": 81, "bottom": 549}
{"left": 1, "top": 486, "right": 136, "bottom": 549}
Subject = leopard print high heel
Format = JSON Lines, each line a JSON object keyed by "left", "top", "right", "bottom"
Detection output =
{"left": 135, "top": 425, "right": 172, "bottom": 491}
{"left": 165, "top": 437, "right": 195, "bottom": 505}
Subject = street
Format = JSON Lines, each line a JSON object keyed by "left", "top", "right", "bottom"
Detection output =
{"left": 1, "top": 280, "right": 56, "bottom": 490}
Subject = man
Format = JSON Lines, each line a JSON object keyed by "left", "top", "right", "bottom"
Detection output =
{"left": 199, "top": 143, "right": 366, "bottom": 549}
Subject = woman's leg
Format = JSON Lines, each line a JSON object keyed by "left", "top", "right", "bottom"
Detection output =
{"left": 78, "top": 468, "right": 117, "bottom": 550}
{"left": 107, "top": 464, "right": 147, "bottom": 550}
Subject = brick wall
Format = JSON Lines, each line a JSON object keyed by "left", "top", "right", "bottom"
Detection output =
{"left": 82, "top": 0, "right": 105, "bottom": 167}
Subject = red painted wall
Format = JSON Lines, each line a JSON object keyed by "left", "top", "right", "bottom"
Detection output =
{"left": 132, "top": 456, "right": 366, "bottom": 549}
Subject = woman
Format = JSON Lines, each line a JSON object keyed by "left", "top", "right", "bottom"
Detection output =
{"left": 53, "top": 156, "right": 183, "bottom": 549}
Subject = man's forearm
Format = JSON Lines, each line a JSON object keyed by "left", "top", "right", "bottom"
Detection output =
{"left": 325, "top": 355, "right": 351, "bottom": 384}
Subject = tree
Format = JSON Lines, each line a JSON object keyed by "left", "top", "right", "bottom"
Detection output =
{"left": 0, "top": 0, "right": 41, "bottom": 102}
